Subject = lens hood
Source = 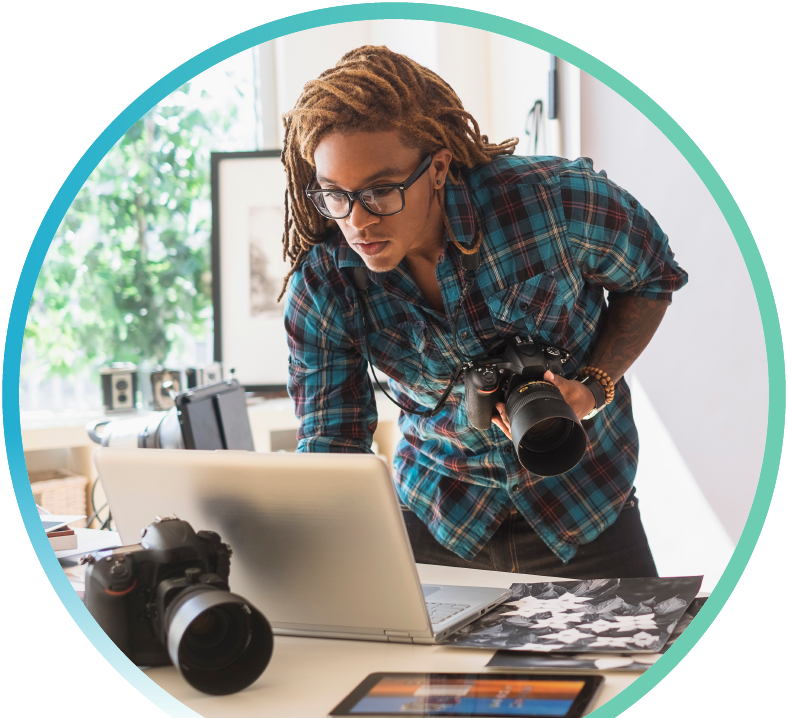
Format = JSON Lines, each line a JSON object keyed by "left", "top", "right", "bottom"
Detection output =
{"left": 166, "top": 587, "right": 274, "bottom": 695}
{"left": 506, "top": 382, "right": 587, "bottom": 476}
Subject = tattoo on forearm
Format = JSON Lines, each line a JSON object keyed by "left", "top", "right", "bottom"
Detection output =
{"left": 589, "top": 296, "right": 668, "bottom": 383}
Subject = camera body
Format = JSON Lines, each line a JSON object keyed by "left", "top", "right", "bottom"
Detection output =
{"left": 464, "top": 335, "right": 587, "bottom": 476}
{"left": 99, "top": 363, "right": 138, "bottom": 413}
{"left": 85, "top": 379, "right": 254, "bottom": 452}
{"left": 83, "top": 518, "right": 273, "bottom": 695}
{"left": 84, "top": 518, "right": 231, "bottom": 666}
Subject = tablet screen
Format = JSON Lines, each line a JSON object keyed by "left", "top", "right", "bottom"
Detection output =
{"left": 330, "top": 673, "right": 603, "bottom": 717}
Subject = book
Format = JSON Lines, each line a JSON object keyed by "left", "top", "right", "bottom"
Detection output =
{"left": 49, "top": 532, "right": 78, "bottom": 551}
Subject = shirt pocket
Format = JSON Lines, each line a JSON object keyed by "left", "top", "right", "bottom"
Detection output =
{"left": 487, "top": 271, "right": 569, "bottom": 342}
{"left": 367, "top": 321, "right": 426, "bottom": 388}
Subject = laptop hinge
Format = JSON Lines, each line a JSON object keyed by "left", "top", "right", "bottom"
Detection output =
{"left": 385, "top": 630, "right": 413, "bottom": 643}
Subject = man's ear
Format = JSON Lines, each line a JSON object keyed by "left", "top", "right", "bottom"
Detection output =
{"left": 431, "top": 147, "right": 453, "bottom": 187}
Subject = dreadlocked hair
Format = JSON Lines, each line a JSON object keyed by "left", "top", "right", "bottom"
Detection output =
{"left": 279, "top": 45, "right": 518, "bottom": 299}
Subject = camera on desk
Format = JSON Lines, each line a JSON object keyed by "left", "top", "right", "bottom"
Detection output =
{"left": 185, "top": 363, "right": 222, "bottom": 389}
{"left": 100, "top": 363, "right": 138, "bottom": 413}
{"left": 86, "top": 378, "right": 255, "bottom": 451}
{"left": 82, "top": 517, "right": 273, "bottom": 695}
{"left": 139, "top": 367, "right": 182, "bottom": 411}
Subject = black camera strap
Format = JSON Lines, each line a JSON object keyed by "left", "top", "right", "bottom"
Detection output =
{"left": 355, "top": 284, "right": 464, "bottom": 418}
{"left": 350, "top": 193, "right": 484, "bottom": 418}
{"left": 352, "top": 253, "right": 476, "bottom": 418}
{"left": 451, "top": 255, "right": 480, "bottom": 362}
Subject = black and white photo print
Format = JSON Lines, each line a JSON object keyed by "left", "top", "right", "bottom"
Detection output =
{"left": 444, "top": 577, "right": 702, "bottom": 653}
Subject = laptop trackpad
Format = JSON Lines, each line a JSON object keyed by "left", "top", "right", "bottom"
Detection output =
{"left": 421, "top": 584, "right": 442, "bottom": 598}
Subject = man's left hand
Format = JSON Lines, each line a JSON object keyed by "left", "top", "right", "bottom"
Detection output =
{"left": 543, "top": 370, "right": 595, "bottom": 421}
{"left": 492, "top": 370, "right": 595, "bottom": 439}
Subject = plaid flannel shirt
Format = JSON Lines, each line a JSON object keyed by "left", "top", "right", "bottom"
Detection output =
{"left": 285, "top": 155, "right": 688, "bottom": 563}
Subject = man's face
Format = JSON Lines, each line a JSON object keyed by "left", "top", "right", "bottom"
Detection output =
{"left": 312, "top": 130, "right": 450, "bottom": 272}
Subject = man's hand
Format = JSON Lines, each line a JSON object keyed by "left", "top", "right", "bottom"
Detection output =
{"left": 491, "top": 295, "right": 670, "bottom": 441}
{"left": 491, "top": 371, "right": 595, "bottom": 440}
{"left": 543, "top": 371, "right": 595, "bottom": 422}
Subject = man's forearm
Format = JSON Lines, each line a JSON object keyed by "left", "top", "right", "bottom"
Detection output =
{"left": 493, "top": 295, "right": 670, "bottom": 435}
{"left": 588, "top": 295, "right": 669, "bottom": 383}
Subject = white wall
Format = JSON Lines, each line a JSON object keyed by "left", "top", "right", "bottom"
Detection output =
{"left": 260, "top": 21, "right": 552, "bottom": 155}
{"left": 580, "top": 72, "right": 768, "bottom": 543}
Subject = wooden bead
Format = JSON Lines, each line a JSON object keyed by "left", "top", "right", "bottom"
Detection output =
{"left": 578, "top": 366, "right": 615, "bottom": 405}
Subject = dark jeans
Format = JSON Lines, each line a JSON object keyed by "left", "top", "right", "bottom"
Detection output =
{"left": 402, "top": 491, "right": 658, "bottom": 579}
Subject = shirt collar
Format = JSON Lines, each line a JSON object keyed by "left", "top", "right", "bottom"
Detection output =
{"left": 337, "top": 234, "right": 364, "bottom": 269}
{"left": 443, "top": 172, "right": 476, "bottom": 247}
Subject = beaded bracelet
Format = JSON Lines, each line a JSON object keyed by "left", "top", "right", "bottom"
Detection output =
{"left": 576, "top": 366, "right": 615, "bottom": 405}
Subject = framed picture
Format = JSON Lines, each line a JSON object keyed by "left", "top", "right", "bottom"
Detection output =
{"left": 211, "top": 150, "right": 291, "bottom": 392}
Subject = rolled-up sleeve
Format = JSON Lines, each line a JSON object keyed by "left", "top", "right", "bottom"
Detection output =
{"left": 284, "top": 257, "right": 377, "bottom": 453}
{"left": 561, "top": 158, "right": 688, "bottom": 302}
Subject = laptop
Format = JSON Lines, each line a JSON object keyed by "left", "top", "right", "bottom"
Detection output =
{"left": 92, "top": 449, "right": 512, "bottom": 644}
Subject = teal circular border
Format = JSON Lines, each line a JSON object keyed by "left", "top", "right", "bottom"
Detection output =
{"left": 5, "top": 4, "right": 783, "bottom": 717}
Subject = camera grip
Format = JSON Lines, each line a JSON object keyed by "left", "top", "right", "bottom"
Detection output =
{"left": 84, "top": 557, "right": 135, "bottom": 657}
{"left": 464, "top": 370, "right": 499, "bottom": 431}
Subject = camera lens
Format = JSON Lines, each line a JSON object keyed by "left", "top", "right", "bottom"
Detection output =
{"left": 519, "top": 417, "right": 573, "bottom": 453}
{"left": 116, "top": 379, "right": 128, "bottom": 390}
{"left": 181, "top": 605, "right": 251, "bottom": 669}
{"left": 166, "top": 587, "right": 274, "bottom": 695}
{"left": 505, "top": 378, "right": 587, "bottom": 476}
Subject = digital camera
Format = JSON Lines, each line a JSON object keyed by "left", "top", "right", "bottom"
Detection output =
{"left": 83, "top": 517, "right": 273, "bottom": 695}
{"left": 464, "top": 335, "right": 587, "bottom": 476}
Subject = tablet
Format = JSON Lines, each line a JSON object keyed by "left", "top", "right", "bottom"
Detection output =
{"left": 40, "top": 515, "right": 86, "bottom": 534}
{"left": 329, "top": 673, "right": 603, "bottom": 717}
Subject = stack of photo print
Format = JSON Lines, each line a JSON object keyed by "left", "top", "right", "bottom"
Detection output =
{"left": 442, "top": 577, "right": 705, "bottom": 673}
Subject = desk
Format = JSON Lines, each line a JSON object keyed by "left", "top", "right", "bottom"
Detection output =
{"left": 144, "top": 564, "right": 643, "bottom": 717}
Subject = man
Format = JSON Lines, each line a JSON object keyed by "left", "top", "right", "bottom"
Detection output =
{"left": 281, "top": 46, "right": 687, "bottom": 579}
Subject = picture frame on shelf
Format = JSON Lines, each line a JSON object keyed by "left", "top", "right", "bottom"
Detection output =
{"left": 211, "top": 150, "right": 290, "bottom": 393}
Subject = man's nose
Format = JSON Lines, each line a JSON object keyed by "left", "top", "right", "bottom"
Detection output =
{"left": 346, "top": 198, "right": 380, "bottom": 231}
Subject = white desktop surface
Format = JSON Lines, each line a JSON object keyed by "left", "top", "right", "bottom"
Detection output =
{"left": 144, "top": 564, "right": 642, "bottom": 717}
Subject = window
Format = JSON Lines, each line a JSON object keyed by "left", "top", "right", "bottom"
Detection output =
{"left": 22, "top": 51, "right": 257, "bottom": 413}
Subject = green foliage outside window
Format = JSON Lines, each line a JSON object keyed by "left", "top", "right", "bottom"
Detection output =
{"left": 24, "top": 83, "right": 239, "bottom": 377}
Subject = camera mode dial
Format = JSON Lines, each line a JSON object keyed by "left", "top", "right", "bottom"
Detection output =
{"left": 469, "top": 366, "right": 499, "bottom": 392}
{"left": 480, "top": 368, "right": 497, "bottom": 386}
{"left": 107, "top": 556, "right": 135, "bottom": 592}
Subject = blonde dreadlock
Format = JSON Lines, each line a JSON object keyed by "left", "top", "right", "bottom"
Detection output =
{"left": 279, "top": 45, "right": 518, "bottom": 299}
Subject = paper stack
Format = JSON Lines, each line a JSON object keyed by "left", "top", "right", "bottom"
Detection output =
{"left": 442, "top": 577, "right": 706, "bottom": 673}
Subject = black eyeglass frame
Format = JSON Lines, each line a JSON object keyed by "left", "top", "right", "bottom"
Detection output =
{"left": 305, "top": 154, "right": 433, "bottom": 219}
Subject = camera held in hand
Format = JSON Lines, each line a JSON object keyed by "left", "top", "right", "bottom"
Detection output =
{"left": 464, "top": 335, "right": 587, "bottom": 476}
{"left": 83, "top": 517, "right": 273, "bottom": 695}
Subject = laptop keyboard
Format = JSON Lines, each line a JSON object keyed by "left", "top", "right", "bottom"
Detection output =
{"left": 426, "top": 601, "right": 471, "bottom": 625}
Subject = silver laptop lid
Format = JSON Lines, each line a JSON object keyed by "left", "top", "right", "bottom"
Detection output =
{"left": 93, "top": 449, "right": 431, "bottom": 637}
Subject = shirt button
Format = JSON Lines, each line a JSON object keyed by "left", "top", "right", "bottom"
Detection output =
{"left": 504, "top": 446, "right": 513, "bottom": 454}
{"left": 519, "top": 301, "right": 528, "bottom": 310}
{"left": 460, "top": 331, "right": 469, "bottom": 339}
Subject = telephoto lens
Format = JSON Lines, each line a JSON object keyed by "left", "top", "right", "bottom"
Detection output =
{"left": 505, "top": 376, "right": 587, "bottom": 476}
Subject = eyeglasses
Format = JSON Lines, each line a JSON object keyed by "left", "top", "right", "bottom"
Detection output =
{"left": 305, "top": 155, "right": 433, "bottom": 220}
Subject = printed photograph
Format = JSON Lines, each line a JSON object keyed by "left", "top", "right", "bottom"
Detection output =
{"left": 444, "top": 578, "right": 702, "bottom": 653}
{"left": 249, "top": 205, "right": 287, "bottom": 317}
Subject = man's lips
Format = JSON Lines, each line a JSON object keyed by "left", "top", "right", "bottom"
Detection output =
{"left": 353, "top": 240, "right": 388, "bottom": 256}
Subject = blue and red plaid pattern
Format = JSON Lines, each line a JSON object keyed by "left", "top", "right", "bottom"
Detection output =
{"left": 285, "top": 155, "right": 688, "bottom": 563}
